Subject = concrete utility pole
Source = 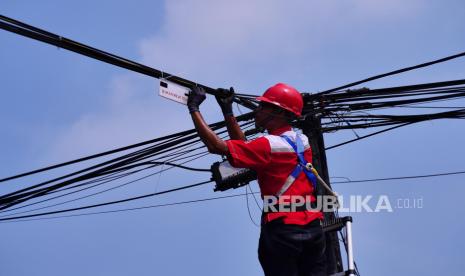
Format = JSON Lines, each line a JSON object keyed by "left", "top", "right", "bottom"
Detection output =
{"left": 301, "top": 114, "right": 343, "bottom": 274}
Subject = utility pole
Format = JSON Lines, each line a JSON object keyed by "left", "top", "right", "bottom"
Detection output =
{"left": 301, "top": 113, "right": 343, "bottom": 274}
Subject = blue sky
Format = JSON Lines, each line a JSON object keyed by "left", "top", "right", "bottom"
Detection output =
{"left": 1, "top": 1, "right": 465, "bottom": 275}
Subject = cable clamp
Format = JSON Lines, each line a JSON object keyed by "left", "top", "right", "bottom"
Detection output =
{"left": 305, "top": 162, "right": 314, "bottom": 172}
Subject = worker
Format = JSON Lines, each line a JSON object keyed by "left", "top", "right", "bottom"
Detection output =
{"left": 187, "top": 83, "right": 326, "bottom": 276}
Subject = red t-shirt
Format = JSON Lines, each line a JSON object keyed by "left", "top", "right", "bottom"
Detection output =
{"left": 226, "top": 127, "right": 323, "bottom": 225}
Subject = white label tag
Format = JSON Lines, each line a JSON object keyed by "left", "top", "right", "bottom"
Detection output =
{"left": 159, "top": 80, "right": 190, "bottom": 105}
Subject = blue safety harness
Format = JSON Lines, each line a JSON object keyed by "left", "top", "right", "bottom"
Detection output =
{"left": 280, "top": 134, "right": 318, "bottom": 192}
{"left": 263, "top": 134, "right": 320, "bottom": 215}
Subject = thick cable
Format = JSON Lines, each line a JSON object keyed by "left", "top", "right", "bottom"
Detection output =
{"left": 0, "top": 179, "right": 212, "bottom": 221}
{"left": 0, "top": 15, "right": 257, "bottom": 109}
{"left": 325, "top": 122, "right": 413, "bottom": 150}
{"left": 0, "top": 114, "right": 254, "bottom": 206}
{"left": 319, "top": 52, "right": 465, "bottom": 95}
{"left": 332, "top": 170, "right": 465, "bottom": 184}
{"left": 0, "top": 192, "right": 250, "bottom": 224}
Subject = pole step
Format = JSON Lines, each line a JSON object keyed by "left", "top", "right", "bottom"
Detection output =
{"left": 322, "top": 216, "right": 353, "bottom": 233}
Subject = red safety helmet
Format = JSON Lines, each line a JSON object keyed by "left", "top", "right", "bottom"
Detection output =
{"left": 256, "top": 83, "right": 303, "bottom": 117}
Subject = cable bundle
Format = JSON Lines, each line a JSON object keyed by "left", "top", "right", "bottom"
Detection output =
{"left": 1, "top": 14, "right": 465, "bottom": 224}
{"left": 0, "top": 113, "right": 256, "bottom": 221}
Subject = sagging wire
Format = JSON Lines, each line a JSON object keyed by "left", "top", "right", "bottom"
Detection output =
{"left": 0, "top": 131, "right": 203, "bottom": 203}
{"left": 325, "top": 122, "right": 414, "bottom": 150}
{"left": 0, "top": 153, "right": 212, "bottom": 218}
{"left": 0, "top": 122, "right": 258, "bottom": 216}
{"left": 245, "top": 183, "right": 260, "bottom": 227}
{"left": 3, "top": 166, "right": 465, "bottom": 222}
{"left": 330, "top": 177, "right": 352, "bottom": 182}
{"left": 0, "top": 179, "right": 213, "bottom": 222}
{"left": 319, "top": 51, "right": 465, "bottom": 95}
{"left": 247, "top": 183, "right": 262, "bottom": 211}
{"left": 0, "top": 114, "right": 255, "bottom": 210}
{"left": 0, "top": 15, "right": 258, "bottom": 110}
{"left": 0, "top": 163, "right": 161, "bottom": 216}
{"left": 331, "top": 169, "right": 465, "bottom": 184}
{"left": 0, "top": 191, "right": 259, "bottom": 224}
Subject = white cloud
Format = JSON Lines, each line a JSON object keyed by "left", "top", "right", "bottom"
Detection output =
{"left": 139, "top": 0, "right": 423, "bottom": 90}
{"left": 46, "top": 74, "right": 193, "bottom": 162}
{"left": 45, "top": 0, "right": 424, "bottom": 162}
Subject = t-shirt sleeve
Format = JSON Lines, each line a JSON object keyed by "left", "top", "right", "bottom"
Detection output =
{"left": 226, "top": 137, "right": 271, "bottom": 170}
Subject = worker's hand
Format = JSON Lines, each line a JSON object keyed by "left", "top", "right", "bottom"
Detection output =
{"left": 187, "top": 86, "right": 206, "bottom": 113}
{"left": 215, "top": 87, "right": 234, "bottom": 116}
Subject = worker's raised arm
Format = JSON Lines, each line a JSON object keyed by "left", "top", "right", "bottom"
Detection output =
{"left": 216, "top": 87, "right": 246, "bottom": 141}
{"left": 187, "top": 87, "right": 229, "bottom": 155}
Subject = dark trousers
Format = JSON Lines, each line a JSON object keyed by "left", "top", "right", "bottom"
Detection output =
{"left": 258, "top": 219, "right": 327, "bottom": 276}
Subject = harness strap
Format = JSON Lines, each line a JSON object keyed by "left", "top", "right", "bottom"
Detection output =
{"left": 275, "top": 165, "right": 303, "bottom": 197}
{"left": 275, "top": 134, "right": 317, "bottom": 197}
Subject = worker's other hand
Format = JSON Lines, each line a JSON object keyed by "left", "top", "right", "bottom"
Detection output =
{"left": 187, "top": 86, "right": 206, "bottom": 113}
{"left": 215, "top": 87, "right": 235, "bottom": 116}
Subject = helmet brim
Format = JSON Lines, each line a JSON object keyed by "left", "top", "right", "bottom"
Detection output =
{"left": 256, "top": 96, "right": 301, "bottom": 117}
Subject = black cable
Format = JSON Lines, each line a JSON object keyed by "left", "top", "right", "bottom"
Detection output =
{"left": 0, "top": 112, "right": 252, "bottom": 191}
{"left": 245, "top": 183, "right": 260, "bottom": 227}
{"left": 0, "top": 129, "right": 186, "bottom": 183}
{"left": 0, "top": 15, "right": 258, "bottom": 109}
{"left": 101, "top": 161, "right": 210, "bottom": 175}
{"left": 3, "top": 165, "right": 465, "bottom": 223}
{"left": 332, "top": 170, "right": 465, "bottom": 184}
{"left": 369, "top": 97, "right": 465, "bottom": 112}
{"left": 325, "top": 122, "right": 413, "bottom": 150}
{"left": 330, "top": 88, "right": 465, "bottom": 106}
{"left": 303, "top": 81, "right": 465, "bottom": 122}
{"left": 0, "top": 192, "right": 250, "bottom": 224}
{"left": 7, "top": 120, "right": 238, "bottom": 213}
{"left": 320, "top": 100, "right": 465, "bottom": 133}
{"left": 0, "top": 151, "right": 211, "bottom": 215}
{"left": 0, "top": 132, "right": 195, "bottom": 195}
{"left": 348, "top": 91, "right": 465, "bottom": 111}
{"left": 0, "top": 118, "right": 255, "bottom": 211}
{"left": 247, "top": 183, "right": 262, "bottom": 210}
{"left": 0, "top": 166, "right": 156, "bottom": 215}
{"left": 0, "top": 151, "right": 212, "bottom": 217}
{"left": 0, "top": 119, "right": 252, "bottom": 205}
{"left": 1, "top": 121, "right": 256, "bottom": 215}
{"left": 0, "top": 116, "right": 244, "bottom": 207}
{"left": 46, "top": 163, "right": 160, "bottom": 195}
{"left": 396, "top": 105, "right": 465, "bottom": 109}
{"left": 319, "top": 52, "right": 465, "bottom": 94}
{"left": 317, "top": 79, "right": 465, "bottom": 101}
{"left": 0, "top": 132, "right": 203, "bottom": 207}
{"left": 0, "top": 179, "right": 213, "bottom": 221}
